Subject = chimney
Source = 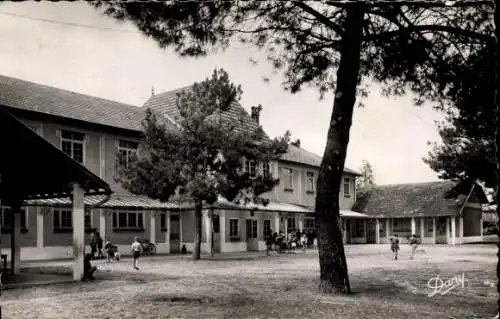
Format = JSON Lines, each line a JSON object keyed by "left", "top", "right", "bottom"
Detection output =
{"left": 251, "top": 104, "right": 262, "bottom": 124}
{"left": 151, "top": 86, "right": 155, "bottom": 96}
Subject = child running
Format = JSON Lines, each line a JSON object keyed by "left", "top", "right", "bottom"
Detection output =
{"left": 131, "top": 236, "right": 142, "bottom": 270}
{"left": 390, "top": 234, "right": 400, "bottom": 260}
{"left": 409, "top": 234, "right": 420, "bottom": 259}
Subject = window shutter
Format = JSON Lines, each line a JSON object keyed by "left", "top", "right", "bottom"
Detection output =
{"left": 138, "top": 212, "right": 144, "bottom": 228}
{"left": 112, "top": 212, "right": 117, "bottom": 228}
{"left": 20, "top": 209, "right": 27, "bottom": 229}
{"left": 53, "top": 209, "right": 59, "bottom": 229}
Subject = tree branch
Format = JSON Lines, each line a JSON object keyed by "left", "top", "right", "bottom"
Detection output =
{"left": 326, "top": 0, "right": 493, "bottom": 9}
{"left": 365, "top": 23, "right": 493, "bottom": 42}
{"left": 293, "top": 1, "right": 345, "bottom": 35}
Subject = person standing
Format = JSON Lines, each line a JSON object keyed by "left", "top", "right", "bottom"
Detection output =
{"left": 131, "top": 236, "right": 142, "bottom": 270}
{"left": 89, "top": 231, "right": 97, "bottom": 259}
{"left": 409, "top": 234, "right": 420, "bottom": 259}
{"left": 96, "top": 232, "right": 104, "bottom": 259}
{"left": 265, "top": 229, "right": 273, "bottom": 256}
{"left": 390, "top": 234, "right": 400, "bottom": 260}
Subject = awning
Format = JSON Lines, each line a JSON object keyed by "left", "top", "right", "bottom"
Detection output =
{"left": 340, "top": 210, "right": 372, "bottom": 218}
{"left": 205, "top": 196, "right": 314, "bottom": 213}
{"left": 25, "top": 193, "right": 179, "bottom": 210}
{"left": 0, "top": 107, "right": 111, "bottom": 201}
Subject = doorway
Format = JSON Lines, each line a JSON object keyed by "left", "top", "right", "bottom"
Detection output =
{"left": 246, "top": 219, "right": 258, "bottom": 251}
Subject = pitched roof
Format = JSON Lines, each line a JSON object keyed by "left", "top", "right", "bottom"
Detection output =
{"left": 144, "top": 88, "right": 360, "bottom": 175}
{"left": 352, "top": 181, "right": 488, "bottom": 218}
{"left": 280, "top": 145, "right": 361, "bottom": 175}
{"left": 0, "top": 74, "right": 172, "bottom": 132}
{"left": 143, "top": 86, "right": 268, "bottom": 139}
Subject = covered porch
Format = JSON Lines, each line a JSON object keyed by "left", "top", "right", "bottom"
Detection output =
{"left": 0, "top": 107, "right": 111, "bottom": 282}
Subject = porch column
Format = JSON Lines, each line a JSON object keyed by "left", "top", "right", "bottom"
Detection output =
{"left": 459, "top": 215, "right": 464, "bottom": 239}
{"left": 445, "top": 217, "right": 450, "bottom": 244}
{"left": 165, "top": 211, "right": 170, "bottom": 253}
{"left": 220, "top": 211, "right": 226, "bottom": 252}
{"left": 450, "top": 216, "right": 456, "bottom": 245}
{"left": 10, "top": 203, "right": 22, "bottom": 274}
{"left": 203, "top": 210, "right": 213, "bottom": 254}
{"left": 36, "top": 207, "right": 44, "bottom": 248}
{"left": 150, "top": 211, "right": 156, "bottom": 244}
{"left": 298, "top": 215, "right": 304, "bottom": 232}
{"left": 342, "top": 218, "right": 347, "bottom": 244}
{"left": 375, "top": 219, "right": 380, "bottom": 244}
{"left": 432, "top": 217, "right": 436, "bottom": 243}
{"left": 411, "top": 217, "right": 416, "bottom": 235}
{"left": 72, "top": 182, "right": 85, "bottom": 281}
{"left": 364, "top": 220, "right": 367, "bottom": 243}
{"left": 480, "top": 214, "right": 484, "bottom": 237}
{"left": 274, "top": 213, "right": 280, "bottom": 234}
{"left": 99, "top": 209, "right": 106, "bottom": 241}
{"left": 386, "top": 219, "right": 390, "bottom": 239}
{"left": 420, "top": 218, "right": 425, "bottom": 240}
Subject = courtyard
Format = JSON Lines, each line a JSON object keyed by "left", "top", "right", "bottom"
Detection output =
{"left": 0, "top": 244, "right": 497, "bottom": 319}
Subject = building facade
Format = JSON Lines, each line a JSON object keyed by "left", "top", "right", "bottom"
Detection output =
{"left": 0, "top": 75, "right": 361, "bottom": 260}
{"left": 350, "top": 181, "right": 489, "bottom": 245}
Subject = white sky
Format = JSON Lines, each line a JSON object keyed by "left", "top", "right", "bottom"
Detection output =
{"left": 0, "top": 1, "right": 446, "bottom": 185}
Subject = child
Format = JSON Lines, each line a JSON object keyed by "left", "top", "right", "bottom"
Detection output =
{"left": 301, "top": 233, "right": 307, "bottom": 252}
{"left": 104, "top": 239, "right": 119, "bottom": 263}
{"left": 131, "top": 236, "right": 142, "bottom": 270}
{"left": 409, "top": 234, "right": 420, "bottom": 259}
{"left": 82, "top": 253, "right": 97, "bottom": 281}
{"left": 390, "top": 234, "right": 400, "bottom": 260}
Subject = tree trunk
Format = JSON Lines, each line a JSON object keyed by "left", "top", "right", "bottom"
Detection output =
{"left": 192, "top": 200, "right": 203, "bottom": 260}
{"left": 316, "top": 6, "right": 364, "bottom": 294}
{"left": 494, "top": 3, "right": 499, "bottom": 317}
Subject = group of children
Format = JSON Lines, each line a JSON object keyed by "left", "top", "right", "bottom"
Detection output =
{"left": 389, "top": 233, "right": 422, "bottom": 260}
{"left": 82, "top": 236, "right": 144, "bottom": 281}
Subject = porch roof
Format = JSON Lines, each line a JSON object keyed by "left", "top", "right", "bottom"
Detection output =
{"left": 25, "top": 193, "right": 179, "bottom": 210}
{"left": 340, "top": 210, "right": 371, "bottom": 218}
{"left": 353, "top": 181, "right": 489, "bottom": 218}
{"left": 209, "top": 196, "right": 314, "bottom": 213}
{"left": 0, "top": 107, "right": 111, "bottom": 202}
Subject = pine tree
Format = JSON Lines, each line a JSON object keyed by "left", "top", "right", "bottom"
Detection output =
{"left": 94, "top": 0, "right": 494, "bottom": 294}
{"left": 116, "top": 68, "right": 289, "bottom": 260}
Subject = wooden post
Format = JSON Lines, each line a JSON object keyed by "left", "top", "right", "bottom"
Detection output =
{"left": 72, "top": 182, "right": 85, "bottom": 281}
{"left": 165, "top": 211, "right": 171, "bottom": 253}
{"left": 150, "top": 210, "right": 156, "bottom": 244}
{"left": 432, "top": 217, "right": 436, "bottom": 244}
{"left": 411, "top": 217, "right": 416, "bottom": 236}
{"left": 375, "top": 219, "right": 380, "bottom": 244}
{"left": 420, "top": 218, "right": 425, "bottom": 240}
{"left": 451, "top": 216, "right": 456, "bottom": 245}
{"left": 10, "top": 201, "right": 22, "bottom": 275}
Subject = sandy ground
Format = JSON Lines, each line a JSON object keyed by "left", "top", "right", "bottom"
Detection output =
{"left": 1, "top": 244, "right": 497, "bottom": 319}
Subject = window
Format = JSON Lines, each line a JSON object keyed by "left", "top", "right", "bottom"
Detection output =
{"left": 160, "top": 212, "right": 167, "bottom": 231}
{"left": 212, "top": 214, "right": 220, "bottom": 233}
{"left": 424, "top": 217, "right": 434, "bottom": 237}
{"left": 392, "top": 218, "right": 411, "bottom": 233}
{"left": 54, "top": 208, "right": 72, "bottom": 230}
{"left": 0, "top": 206, "right": 27, "bottom": 232}
{"left": 343, "top": 178, "right": 350, "bottom": 197}
{"left": 246, "top": 219, "right": 258, "bottom": 239}
{"left": 245, "top": 159, "right": 257, "bottom": 177}
{"left": 282, "top": 168, "right": 294, "bottom": 190}
{"left": 262, "top": 162, "right": 271, "bottom": 179}
{"left": 287, "top": 218, "right": 296, "bottom": 232}
{"left": 84, "top": 208, "right": 92, "bottom": 229}
{"left": 112, "top": 211, "right": 144, "bottom": 230}
{"left": 117, "top": 140, "right": 139, "bottom": 169}
{"left": 229, "top": 219, "right": 239, "bottom": 240}
{"left": 264, "top": 219, "right": 272, "bottom": 237}
{"left": 306, "top": 172, "right": 315, "bottom": 193}
{"left": 61, "top": 130, "right": 85, "bottom": 163}
{"left": 354, "top": 220, "right": 365, "bottom": 237}
{"left": 304, "top": 217, "right": 315, "bottom": 229}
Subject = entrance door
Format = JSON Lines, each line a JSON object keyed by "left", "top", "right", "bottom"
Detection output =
{"left": 212, "top": 214, "right": 221, "bottom": 253}
{"left": 169, "top": 214, "right": 180, "bottom": 253}
{"left": 436, "top": 217, "right": 447, "bottom": 244}
{"left": 246, "top": 219, "right": 258, "bottom": 251}
{"left": 366, "top": 220, "right": 376, "bottom": 244}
